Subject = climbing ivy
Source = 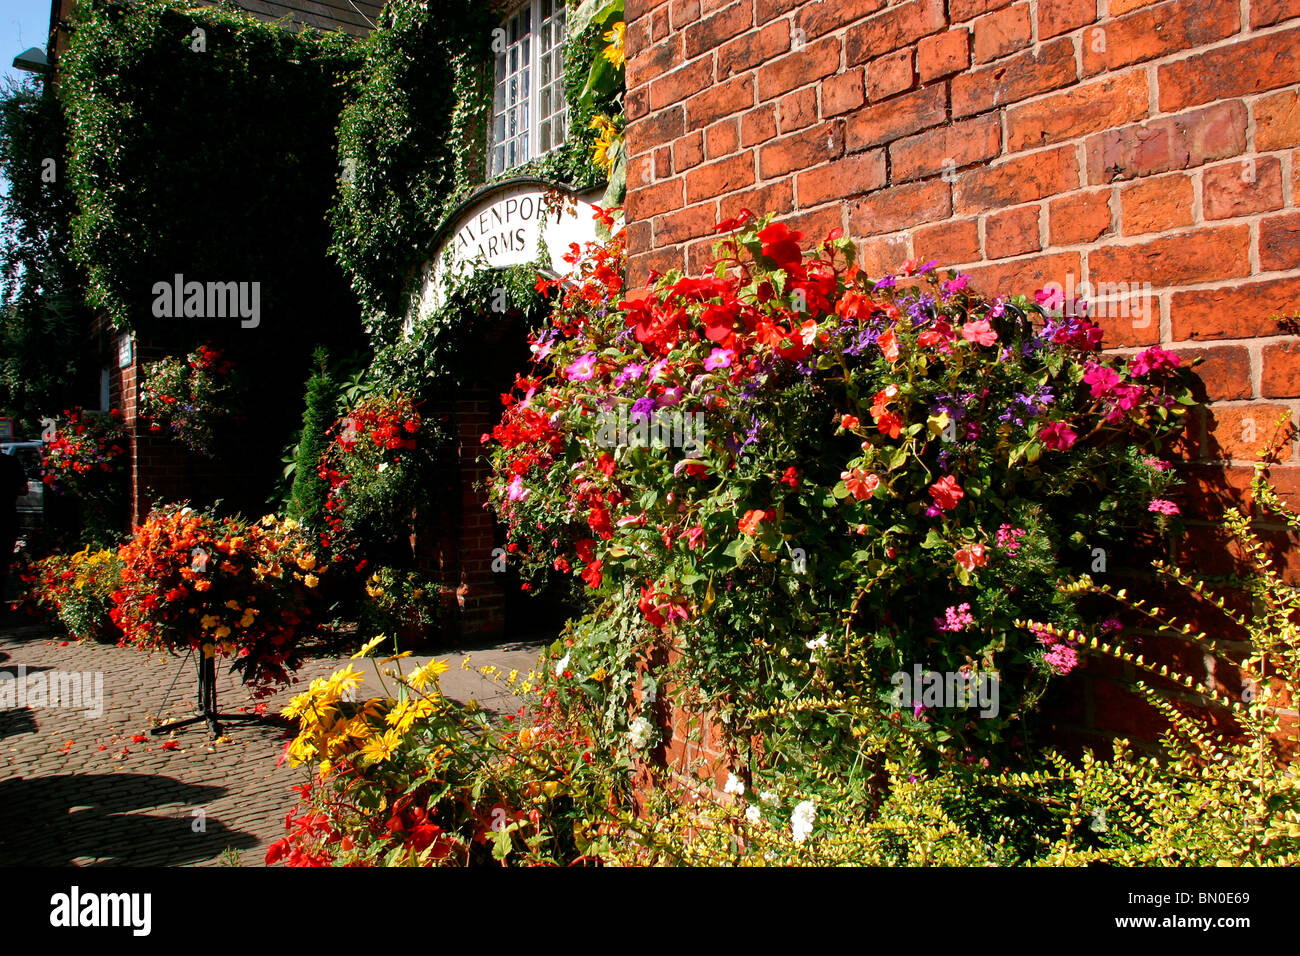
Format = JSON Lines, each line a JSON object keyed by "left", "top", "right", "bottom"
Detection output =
{"left": 58, "top": 0, "right": 359, "bottom": 330}
{"left": 331, "top": 0, "right": 616, "bottom": 348}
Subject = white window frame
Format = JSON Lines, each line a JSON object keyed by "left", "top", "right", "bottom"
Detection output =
{"left": 489, "top": 0, "right": 569, "bottom": 177}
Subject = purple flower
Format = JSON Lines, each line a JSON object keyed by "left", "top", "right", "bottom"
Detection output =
{"left": 630, "top": 397, "right": 656, "bottom": 421}
{"left": 614, "top": 362, "right": 645, "bottom": 386}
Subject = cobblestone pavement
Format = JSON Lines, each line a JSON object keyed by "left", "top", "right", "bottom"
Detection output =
{"left": 0, "top": 620, "right": 549, "bottom": 867}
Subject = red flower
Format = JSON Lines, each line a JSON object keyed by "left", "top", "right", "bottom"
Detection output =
{"left": 929, "top": 475, "right": 965, "bottom": 511}
{"left": 580, "top": 561, "right": 603, "bottom": 589}
{"left": 779, "top": 466, "right": 799, "bottom": 487}
{"left": 738, "top": 509, "right": 773, "bottom": 536}
{"left": 757, "top": 222, "right": 805, "bottom": 276}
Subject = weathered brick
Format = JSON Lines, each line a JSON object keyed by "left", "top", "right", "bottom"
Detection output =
{"left": 866, "top": 48, "right": 915, "bottom": 101}
{"left": 722, "top": 177, "right": 796, "bottom": 219}
{"left": 889, "top": 114, "right": 1000, "bottom": 182}
{"left": 1037, "top": 0, "right": 1097, "bottom": 39}
{"left": 1048, "top": 189, "right": 1113, "bottom": 245}
{"left": 705, "top": 118, "right": 742, "bottom": 159}
{"left": 653, "top": 201, "right": 720, "bottom": 245}
{"left": 795, "top": 0, "right": 890, "bottom": 39}
{"left": 685, "top": 152, "right": 756, "bottom": 202}
{"left": 1262, "top": 342, "right": 1300, "bottom": 398}
{"left": 917, "top": 29, "right": 970, "bottom": 82}
{"left": 684, "top": 0, "right": 754, "bottom": 60}
{"left": 1158, "top": 27, "right": 1300, "bottom": 112}
{"left": 627, "top": 177, "right": 686, "bottom": 221}
{"left": 973, "top": 3, "right": 1031, "bottom": 64}
{"left": 777, "top": 87, "right": 819, "bottom": 133}
{"left": 1171, "top": 277, "right": 1300, "bottom": 341}
{"left": 717, "top": 17, "right": 790, "bottom": 79}
{"left": 1203, "top": 404, "right": 1295, "bottom": 462}
{"left": 685, "top": 73, "right": 755, "bottom": 130}
{"left": 849, "top": 178, "right": 952, "bottom": 235}
{"left": 1170, "top": 347, "right": 1253, "bottom": 402}
{"left": 1085, "top": 101, "right": 1248, "bottom": 184}
{"left": 1252, "top": 0, "right": 1300, "bottom": 28}
{"left": 670, "top": 0, "right": 702, "bottom": 28}
{"left": 1005, "top": 71, "right": 1148, "bottom": 152}
{"left": 951, "top": 37, "right": 1077, "bottom": 118}
{"left": 855, "top": 232, "right": 912, "bottom": 274}
{"left": 951, "top": 0, "right": 1014, "bottom": 22}
{"left": 961, "top": 251, "right": 1083, "bottom": 300}
{"left": 845, "top": 84, "right": 947, "bottom": 151}
{"left": 756, "top": 35, "right": 841, "bottom": 101}
{"left": 759, "top": 121, "right": 844, "bottom": 178}
{"left": 649, "top": 58, "right": 715, "bottom": 111}
{"left": 734, "top": 109, "right": 775, "bottom": 153}
{"left": 628, "top": 34, "right": 685, "bottom": 90}
{"left": 1091, "top": 226, "right": 1251, "bottom": 288}
{"left": 1255, "top": 89, "right": 1300, "bottom": 152}
{"left": 984, "top": 204, "right": 1041, "bottom": 258}
{"left": 1081, "top": 0, "right": 1240, "bottom": 76}
{"left": 1202, "top": 157, "right": 1284, "bottom": 221}
{"left": 953, "top": 145, "right": 1078, "bottom": 214}
{"left": 913, "top": 217, "right": 982, "bottom": 263}
{"left": 822, "top": 69, "right": 866, "bottom": 116}
{"left": 845, "top": 0, "right": 947, "bottom": 64}
{"left": 1261, "top": 212, "right": 1300, "bottom": 272}
{"left": 675, "top": 129, "right": 704, "bottom": 169}
{"left": 795, "top": 149, "right": 886, "bottom": 206}
{"left": 628, "top": 106, "right": 686, "bottom": 159}
{"left": 1119, "top": 172, "right": 1195, "bottom": 235}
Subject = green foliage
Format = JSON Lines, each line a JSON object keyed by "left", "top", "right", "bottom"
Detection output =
{"left": 58, "top": 0, "right": 359, "bottom": 329}
{"left": 287, "top": 347, "right": 337, "bottom": 528}
{"left": 0, "top": 77, "right": 88, "bottom": 431}
{"left": 331, "top": 0, "right": 614, "bottom": 347}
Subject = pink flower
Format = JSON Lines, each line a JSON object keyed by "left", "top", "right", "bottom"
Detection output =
{"left": 1039, "top": 420, "right": 1077, "bottom": 451}
{"left": 565, "top": 353, "right": 597, "bottom": 381}
{"left": 928, "top": 475, "right": 964, "bottom": 511}
{"left": 936, "top": 602, "right": 975, "bottom": 632}
{"left": 507, "top": 476, "right": 529, "bottom": 501}
{"left": 1148, "top": 499, "right": 1180, "bottom": 516}
{"left": 942, "top": 274, "right": 969, "bottom": 295}
{"left": 1129, "top": 346, "right": 1181, "bottom": 377}
{"left": 954, "top": 543, "right": 987, "bottom": 572}
{"left": 1082, "top": 362, "right": 1122, "bottom": 397}
{"left": 1034, "top": 286, "right": 1065, "bottom": 311}
{"left": 704, "top": 348, "right": 734, "bottom": 370}
{"left": 960, "top": 319, "right": 997, "bottom": 347}
{"left": 1042, "top": 643, "right": 1079, "bottom": 675}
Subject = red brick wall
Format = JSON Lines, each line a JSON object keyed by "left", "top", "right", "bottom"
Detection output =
{"left": 623, "top": 0, "right": 1300, "bottom": 768}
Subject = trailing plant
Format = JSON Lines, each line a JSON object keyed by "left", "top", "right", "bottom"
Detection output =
{"left": 138, "top": 344, "right": 239, "bottom": 456}
{"left": 358, "top": 566, "right": 451, "bottom": 646}
{"left": 29, "top": 546, "right": 125, "bottom": 643}
{"left": 483, "top": 211, "right": 1195, "bottom": 776}
{"left": 318, "top": 391, "right": 444, "bottom": 556}
{"left": 110, "top": 505, "right": 324, "bottom": 694}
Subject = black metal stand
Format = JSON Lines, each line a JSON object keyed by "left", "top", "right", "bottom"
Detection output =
{"left": 150, "top": 653, "right": 264, "bottom": 737}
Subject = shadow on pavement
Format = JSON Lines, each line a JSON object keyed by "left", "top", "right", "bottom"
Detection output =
{"left": 0, "top": 773, "right": 261, "bottom": 866}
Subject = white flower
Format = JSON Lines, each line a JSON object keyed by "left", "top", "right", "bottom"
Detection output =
{"left": 377, "top": 462, "right": 389, "bottom": 473}
{"left": 554, "top": 652, "right": 570, "bottom": 676}
{"left": 791, "top": 800, "right": 816, "bottom": 844}
{"left": 759, "top": 791, "right": 778, "bottom": 806}
{"left": 805, "top": 634, "right": 829, "bottom": 651}
{"left": 723, "top": 772, "right": 745, "bottom": 796}
{"left": 628, "top": 716, "right": 653, "bottom": 750}
{"left": 745, "top": 805, "right": 761, "bottom": 824}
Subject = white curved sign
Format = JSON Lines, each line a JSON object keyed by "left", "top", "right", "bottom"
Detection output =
{"left": 405, "top": 181, "right": 600, "bottom": 332}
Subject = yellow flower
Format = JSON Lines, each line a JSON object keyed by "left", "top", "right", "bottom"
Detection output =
{"left": 386, "top": 698, "right": 437, "bottom": 734}
{"left": 297, "top": 553, "right": 316, "bottom": 571}
{"left": 358, "top": 729, "right": 403, "bottom": 765}
{"left": 200, "top": 614, "right": 219, "bottom": 630}
{"left": 303, "top": 573, "right": 319, "bottom": 589}
{"left": 590, "top": 666, "right": 608, "bottom": 682}
{"left": 214, "top": 626, "right": 231, "bottom": 639}
{"left": 225, "top": 600, "right": 241, "bottom": 611}
{"left": 240, "top": 609, "right": 257, "bottom": 627}
{"left": 602, "top": 21, "right": 626, "bottom": 69}
{"left": 407, "top": 658, "right": 450, "bottom": 691}
{"left": 351, "top": 634, "right": 387, "bottom": 659}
